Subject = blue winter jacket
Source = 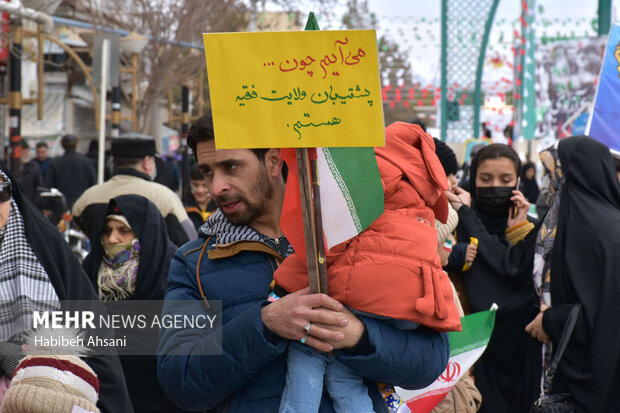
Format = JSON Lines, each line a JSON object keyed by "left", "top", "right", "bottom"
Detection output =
{"left": 158, "top": 211, "right": 449, "bottom": 412}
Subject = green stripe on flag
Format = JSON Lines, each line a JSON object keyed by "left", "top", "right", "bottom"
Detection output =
{"left": 449, "top": 308, "right": 496, "bottom": 357}
{"left": 323, "top": 147, "right": 384, "bottom": 231}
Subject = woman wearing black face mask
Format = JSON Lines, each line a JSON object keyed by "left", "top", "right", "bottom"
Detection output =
{"left": 445, "top": 144, "right": 543, "bottom": 413}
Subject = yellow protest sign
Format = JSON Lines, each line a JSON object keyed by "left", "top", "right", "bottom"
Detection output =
{"left": 203, "top": 30, "right": 385, "bottom": 149}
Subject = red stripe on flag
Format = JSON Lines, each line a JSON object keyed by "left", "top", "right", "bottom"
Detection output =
{"left": 406, "top": 390, "right": 451, "bottom": 413}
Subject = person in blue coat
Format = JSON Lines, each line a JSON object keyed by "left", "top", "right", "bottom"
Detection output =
{"left": 157, "top": 112, "right": 450, "bottom": 412}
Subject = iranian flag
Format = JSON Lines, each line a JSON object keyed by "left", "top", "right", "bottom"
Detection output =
{"left": 390, "top": 306, "right": 497, "bottom": 413}
{"left": 317, "top": 147, "right": 384, "bottom": 249}
{"left": 280, "top": 147, "right": 384, "bottom": 257}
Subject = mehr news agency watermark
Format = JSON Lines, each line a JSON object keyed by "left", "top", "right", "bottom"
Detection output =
{"left": 23, "top": 300, "right": 222, "bottom": 356}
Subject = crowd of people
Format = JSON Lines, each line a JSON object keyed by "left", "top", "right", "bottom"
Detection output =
{"left": 0, "top": 111, "right": 619, "bottom": 413}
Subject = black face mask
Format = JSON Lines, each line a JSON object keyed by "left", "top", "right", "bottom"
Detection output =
{"left": 475, "top": 186, "right": 514, "bottom": 217}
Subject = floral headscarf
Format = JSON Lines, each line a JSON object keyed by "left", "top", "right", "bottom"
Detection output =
{"left": 533, "top": 141, "right": 563, "bottom": 306}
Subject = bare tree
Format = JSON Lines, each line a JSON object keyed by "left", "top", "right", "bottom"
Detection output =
{"left": 77, "top": 0, "right": 249, "bottom": 132}
{"left": 76, "top": 0, "right": 346, "bottom": 134}
{"left": 341, "top": 0, "right": 376, "bottom": 30}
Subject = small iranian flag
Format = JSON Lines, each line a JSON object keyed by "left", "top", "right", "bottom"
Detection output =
{"left": 280, "top": 147, "right": 384, "bottom": 258}
{"left": 317, "top": 147, "right": 384, "bottom": 249}
{"left": 388, "top": 306, "right": 497, "bottom": 413}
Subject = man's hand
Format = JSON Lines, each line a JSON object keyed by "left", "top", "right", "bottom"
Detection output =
{"left": 445, "top": 187, "right": 471, "bottom": 211}
{"left": 311, "top": 306, "right": 366, "bottom": 350}
{"left": 261, "top": 287, "right": 348, "bottom": 352}
{"left": 525, "top": 304, "right": 550, "bottom": 343}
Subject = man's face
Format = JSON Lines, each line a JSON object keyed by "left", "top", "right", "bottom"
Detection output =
{"left": 196, "top": 140, "right": 273, "bottom": 226}
{"left": 36, "top": 146, "right": 48, "bottom": 161}
{"left": 190, "top": 179, "right": 210, "bottom": 204}
{"left": 21, "top": 148, "right": 30, "bottom": 162}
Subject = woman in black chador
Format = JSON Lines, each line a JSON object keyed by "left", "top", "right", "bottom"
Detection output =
{"left": 83, "top": 194, "right": 186, "bottom": 413}
{"left": 0, "top": 167, "right": 133, "bottom": 412}
{"left": 520, "top": 161, "right": 540, "bottom": 204}
{"left": 525, "top": 136, "right": 620, "bottom": 412}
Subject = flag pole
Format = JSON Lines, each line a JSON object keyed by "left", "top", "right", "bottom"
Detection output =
{"left": 295, "top": 149, "right": 322, "bottom": 293}
{"left": 297, "top": 12, "right": 328, "bottom": 294}
{"left": 311, "top": 157, "right": 328, "bottom": 294}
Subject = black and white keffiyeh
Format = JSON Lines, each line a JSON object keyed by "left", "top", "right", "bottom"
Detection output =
{"left": 0, "top": 173, "right": 60, "bottom": 341}
{"left": 200, "top": 209, "right": 294, "bottom": 259}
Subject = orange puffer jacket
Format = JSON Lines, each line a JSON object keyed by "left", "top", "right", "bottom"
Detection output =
{"left": 275, "top": 122, "right": 461, "bottom": 332}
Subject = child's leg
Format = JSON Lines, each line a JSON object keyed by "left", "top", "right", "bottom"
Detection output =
{"left": 279, "top": 342, "right": 328, "bottom": 413}
{"left": 325, "top": 359, "right": 374, "bottom": 413}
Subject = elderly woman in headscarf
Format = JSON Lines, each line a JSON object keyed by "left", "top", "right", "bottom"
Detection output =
{"left": 82, "top": 194, "right": 184, "bottom": 413}
{"left": 0, "top": 168, "right": 133, "bottom": 412}
{"left": 525, "top": 136, "right": 620, "bottom": 412}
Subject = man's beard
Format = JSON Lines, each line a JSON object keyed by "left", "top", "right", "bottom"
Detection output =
{"left": 215, "top": 163, "right": 273, "bottom": 226}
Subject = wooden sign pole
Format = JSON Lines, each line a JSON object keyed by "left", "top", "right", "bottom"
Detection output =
{"left": 311, "top": 157, "right": 329, "bottom": 295}
{"left": 295, "top": 148, "right": 328, "bottom": 294}
{"left": 297, "top": 12, "right": 328, "bottom": 295}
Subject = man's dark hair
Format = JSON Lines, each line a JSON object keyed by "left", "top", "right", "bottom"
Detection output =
{"left": 36, "top": 141, "right": 48, "bottom": 149}
{"left": 113, "top": 156, "right": 142, "bottom": 170}
{"left": 187, "top": 111, "right": 268, "bottom": 161}
{"left": 61, "top": 134, "right": 77, "bottom": 150}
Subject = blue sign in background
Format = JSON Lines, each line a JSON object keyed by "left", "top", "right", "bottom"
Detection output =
{"left": 572, "top": 113, "right": 589, "bottom": 136}
{"left": 587, "top": 23, "right": 620, "bottom": 154}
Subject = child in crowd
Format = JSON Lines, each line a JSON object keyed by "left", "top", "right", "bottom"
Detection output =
{"left": 272, "top": 122, "right": 462, "bottom": 413}
{"left": 182, "top": 165, "right": 217, "bottom": 231}
{"left": 432, "top": 139, "right": 478, "bottom": 318}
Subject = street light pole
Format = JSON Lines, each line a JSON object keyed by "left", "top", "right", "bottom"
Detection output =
{"left": 111, "top": 83, "right": 121, "bottom": 137}
{"left": 598, "top": 0, "right": 611, "bottom": 36}
{"left": 97, "top": 38, "right": 110, "bottom": 184}
{"left": 131, "top": 53, "right": 138, "bottom": 131}
{"left": 119, "top": 32, "right": 148, "bottom": 131}
{"left": 8, "top": 19, "right": 22, "bottom": 176}
{"left": 181, "top": 85, "right": 190, "bottom": 192}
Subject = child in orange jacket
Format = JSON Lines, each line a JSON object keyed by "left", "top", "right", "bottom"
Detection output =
{"left": 273, "top": 122, "right": 462, "bottom": 413}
